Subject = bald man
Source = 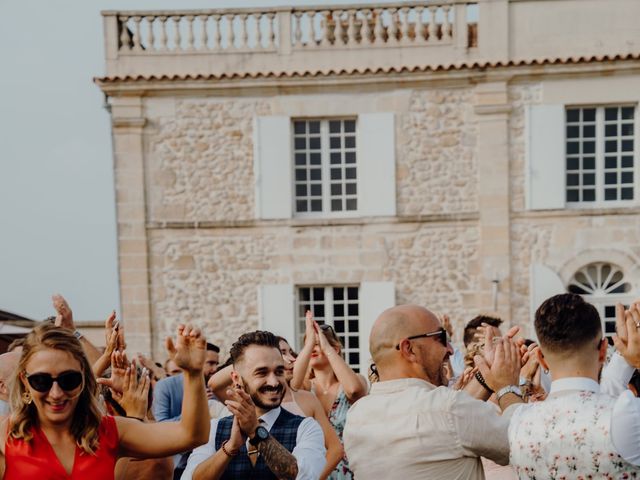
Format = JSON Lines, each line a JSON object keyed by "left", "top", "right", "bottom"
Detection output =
{"left": 344, "top": 305, "right": 522, "bottom": 480}
{"left": 0, "top": 351, "right": 20, "bottom": 416}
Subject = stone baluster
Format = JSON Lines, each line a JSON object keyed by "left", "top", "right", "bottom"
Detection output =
{"left": 265, "top": 12, "right": 275, "bottom": 49}
{"left": 373, "top": 8, "right": 384, "bottom": 44}
{"left": 157, "top": 16, "right": 168, "bottom": 51}
{"left": 238, "top": 14, "right": 248, "bottom": 49}
{"left": 320, "top": 10, "right": 331, "bottom": 46}
{"left": 119, "top": 16, "right": 131, "bottom": 51}
{"left": 388, "top": 8, "right": 399, "bottom": 45}
{"left": 293, "top": 11, "right": 303, "bottom": 47}
{"left": 334, "top": 10, "right": 345, "bottom": 45}
{"left": 414, "top": 6, "right": 425, "bottom": 42}
{"left": 185, "top": 15, "right": 195, "bottom": 51}
{"left": 442, "top": 5, "right": 452, "bottom": 40}
{"left": 172, "top": 15, "right": 181, "bottom": 50}
{"left": 226, "top": 14, "right": 235, "bottom": 49}
{"left": 346, "top": 9, "right": 356, "bottom": 45}
{"left": 199, "top": 15, "right": 209, "bottom": 50}
{"left": 212, "top": 14, "right": 221, "bottom": 51}
{"left": 308, "top": 11, "right": 317, "bottom": 47}
{"left": 131, "top": 16, "right": 142, "bottom": 51}
{"left": 401, "top": 7, "right": 411, "bottom": 44}
{"left": 252, "top": 13, "right": 262, "bottom": 49}
{"left": 145, "top": 16, "right": 155, "bottom": 51}
{"left": 428, "top": 5, "right": 438, "bottom": 43}
{"left": 361, "top": 9, "right": 373, "bottom": 45}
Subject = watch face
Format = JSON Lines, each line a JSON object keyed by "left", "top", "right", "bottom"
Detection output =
{"left": 256, "top": 426, "right": 269, "bottom": 440}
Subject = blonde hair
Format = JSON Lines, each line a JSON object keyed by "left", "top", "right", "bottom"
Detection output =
{"left": 9, "top": 323, "right": 103, "bottom": 454}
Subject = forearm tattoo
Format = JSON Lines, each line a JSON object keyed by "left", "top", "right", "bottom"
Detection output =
{"left": 258, "top": 435, "right": 299, "bottom": 480}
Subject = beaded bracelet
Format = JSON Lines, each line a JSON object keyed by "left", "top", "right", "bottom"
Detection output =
{"left": 221, "top": 440, "right": 239, "bottom": 457}
{"left": 474, "top": 371, "right": 494, "bottom": 394}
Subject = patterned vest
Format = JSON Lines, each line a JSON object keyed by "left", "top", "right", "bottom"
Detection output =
{"left": 214, "top": 408, "right": 304, "bottom": 480}
{"left": 509, "top": 391, "right": 640, "bottom": 479}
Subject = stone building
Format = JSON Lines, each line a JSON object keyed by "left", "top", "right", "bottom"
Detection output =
{"left": 96, "top": 0, "right": 640, "bottom": 370}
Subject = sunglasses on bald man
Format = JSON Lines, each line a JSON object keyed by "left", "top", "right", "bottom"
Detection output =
{"left": 395, "top": 327, "right": 450, "bottom": 350}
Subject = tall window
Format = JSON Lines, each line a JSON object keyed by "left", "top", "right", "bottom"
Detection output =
{"left": 566, "top": 106, "right": 635, "bottom": 205}
{"left": 567, "top": 262, "right": 633, "bottom": 339}
{"left": 293, "top": 119, "right": 357, "bottom": 216}
{"left": 296, "top": 286, "right": 360, "bottom": 371}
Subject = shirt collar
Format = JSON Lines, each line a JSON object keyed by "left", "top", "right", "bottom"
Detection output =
{"left": 549, "top": 377, "right": 600, "bottom": 395}
{"left": 258, "top": 406, "right": 281, "bottom": 430}
{"left": 370, "top": 377, "right": 436, "bottom": 394}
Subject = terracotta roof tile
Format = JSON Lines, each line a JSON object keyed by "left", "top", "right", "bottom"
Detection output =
{"left": 94, "top": 52, "right": 640, "bottom": 83}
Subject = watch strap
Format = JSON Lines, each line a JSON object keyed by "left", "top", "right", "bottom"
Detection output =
{"left": 496, "top": 385, "right": 523, "bottom": 401}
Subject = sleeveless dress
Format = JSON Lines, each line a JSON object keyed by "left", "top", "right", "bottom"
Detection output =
{"left": 4, "top": 415, "right": 119, "bottom": 480}
{"left": 281, "top": 389, "right": 307, "bottom": 417}
{"left": 314, "top": 384, "right": 353, "bottom": 480}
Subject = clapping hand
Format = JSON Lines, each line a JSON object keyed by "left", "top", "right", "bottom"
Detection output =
{"left": 304, "top": 310, "right": 318, "bottom": 349}
{"left": 119, "top": 360, "right": 151, "bottom": 420}
{"left": 52, "top": 294, "right": 75, "bottom": 330}
{"left": 314, "top": 321, "right": 332, "bottom": 353}
{"left": 225, "top": 386, "right": 259, "bottom": 439}
{"left": 475, "top": 336, "right": 521, "bottom": 392}
{"left": 97, "top": 350, "right": 129, "bottom": 395}
{"left": 165, "top": 324, "right": 206, "bottom": 374}
{"left": 613, "top": 303, "right": 640, "bottom": 369}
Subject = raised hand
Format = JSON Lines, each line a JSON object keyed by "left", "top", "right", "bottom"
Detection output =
{"left": 613, "top": 303, "right": 640, "bottom": 369}
{"left": 304, "top": 310, "right": 317, "bottom": 348}
{"left": 475, "top": 337, "right": 521, "bottom": 392}
{"left": 92, "top": 318, "right": 120, "bottom": 378}
{"left": 97, "top": 350, "right": 129, "bottom": 395}
{"left": 119, "top": 360, "right": 151, "bottom": 420}
{"left": 52, "top": 294, "right": 75, "bottom": 330}
{"left": 225, "top": 387, "right": 259, "bottom": 437}
{"left": 165, "top": 324, "right": 206, "bottom": 374}
{"left": 314, "top": 321, "right": 332, "bottom": 353}
{"left": 441, "top": 314, "right": 453, "bottom": 340}
{"left": 452, "top": 366, "right": 476, "bottom": 391}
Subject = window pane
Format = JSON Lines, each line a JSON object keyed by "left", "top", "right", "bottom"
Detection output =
{"left": 583, "top": 189, "right": 596, "bottom": 201}
{"left": 566, "top": 109, "right": 580, "bottom": 122}
{"left": 310, "top": 153, "right": 321, "bottom": 165}
{"left": 296, "top": 185, "right": 307, "bottom": 196}
{"left": 605, "top": 124, "right": 618, "bottom": 137}
{"left": 567, "top": 174, "right": 579, "bottom": 186}
{"left": 605, "top": 107, "right": 618, "bottom": 121}
{"left": 331, "top": 199, "right": 342, "bottom": 211}
{"left": 349, "top": 352, "right": 359, "bottom": 365}
{"left": 329, "top": 121, "right": 341, "bottom": 133}
{"left": 345, "top": 152, "right": 356, "bottom": 164}
{"left": 567, "top": 190, "right": 579, "bottom": 202}
{"left": 346, "top": 183, "right": 357, "bottom": 195}
{"left": 345, "top": 168, "right": 357, "bottom": 180}
{"left": 334, "top": 303, "right": 344, "bottom": 317}
{"left": 334, "top": 320, "right": 345, "bottom": 331}
{"left": 333, "top": 288, "right": 344, "bottom": 301}
{"left": 310, "top": 169, "right": 321, "bottom": 180}
{"left": 567, "top": 125, "right": 579, "bottom": 138}
{"left": 605, "top": 140, "right": 617, "bottom": 153}
{"left": 348, "top": 320, "right": 359, "bottom": 331}
{"left": 331, "top": 184, "right": 342, "bottom": 195}
{"left": 604, "top": 188, "right": 617, "bottom": 200}
{"left": 345, "top": 136, "right": 356, "bottom": 148}
{"left": 330, "top": 136, "right": 341, "bottom": 149}
{"left": 311, "top": 199, "right": 322, "bottom": 211}
{"left": 621, "top": 187, "right": 634, "bottom": 200}
{"left": 622, "top": 107, "right": 634, "bottom": 120}
{"left": 622, "top": 140, "right": 633, "bottom": 152}
{"left": 583, "top": 141, "right": 595, "bottom": 154}
{"left": 583, "top": 109, "right": 596, "bottom": 121}
{"left": 310, "top": 184, "right": 322, "bottom": 196}
{"left": 583, "top": 157, "right": 595, "bottom": 170}
{"left": 295, "top": 169, "right": 307, "bottom": 181}
{"left": 567, "top": 157, "right": 579, "bottom": 170}
{"left": 348, "top": 303, "right": 359, "bottom": 316}
{"left": 309, "top": 137, "right": 321, "bottom": 149}
{"left": 605, "top": 156, "right": 618, "bottom": 169}
{"left": 295, "top": 153, "right": 306, "bottom": 165}
{"left": 583, "top": 125, "right": 596, "bottom": 138}
{"left": 346, "top": 198, "right": 357, "bottom": 210}
{"left": 315, "top": 303, "right": 325, "bottom": 318}
{"left": 294, "top": 137, "right": 306, "bottom": 149}
{"left": 622, "top": 156, "right": 634, "bottom": 168}
{"left": 348, "top": 287, "right": 358, "bottom": 300}
{"left": 605, "top": 172, "right": 617, "bottom": 185}
{"left": 621, "top": 123, "right": 634, "bottom": 136}
{"left": 621, "top": 172, "right": 634, "bottom": 184}
{"left": 330, "top": 152, "right": 341, "bottom": 164}
{"left": 349, "top": 336, "right": 359, "bottom": 348}
{"left": 331, "top": 168, "right": 342, "bottom": 180}
{"left": 567, "top": 142, "right": 579, "bottom": 155}
{"left": 309, "top": 121, "right": 320, "bottom": 134}
{"left": 296, "top": 200, "right": 307, "bottom": 212}
{"left": 583, "top": 173, "right": 595, "bottom": 185}
{"left": 344, "top": 120, "right": 356, "bottom": 133}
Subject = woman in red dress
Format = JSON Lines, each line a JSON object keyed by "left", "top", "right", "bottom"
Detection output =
{"left": 0, "top": 322, "right": 210, "bottom": 479}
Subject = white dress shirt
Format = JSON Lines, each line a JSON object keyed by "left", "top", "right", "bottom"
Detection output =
{"left": 344, "top": 378, "right": 511, "bottom": 480}
{"left": 181, "top": 406, "right": 326, "bottom": 480}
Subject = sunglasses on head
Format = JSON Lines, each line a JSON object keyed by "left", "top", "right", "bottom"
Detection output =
{"left": 395, "top": 327, "right": 449, "bottom": 350}
{"left": 26, "top": 371, "right": 83, "bottom": 393}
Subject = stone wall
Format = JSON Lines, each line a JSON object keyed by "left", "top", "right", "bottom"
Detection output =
{"left": 148, "top": 223, "right": 480, "bottom": 355}
{"left": 396, "top": 88, "right": 478, "bottom": 215}
{"left": 145, "top": 98, "right": 272, "bottom": 223}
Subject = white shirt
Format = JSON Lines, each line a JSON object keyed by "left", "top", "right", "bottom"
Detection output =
{"left": 600, "top": 352, "right": 640, "bottom": 465}
{"left": 181, "top": 407, "right": 326, "bottom": 480}
{"left": 344, "top": 378, "right": 511, "bottom": 480}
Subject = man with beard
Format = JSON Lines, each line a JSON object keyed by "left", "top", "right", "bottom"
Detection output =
{"left": 153, "top": 341, "right": 220, "bottom": 479}
{"left": 182, "top": 330, "right": 326, "bottom": 480}
{"left": 344, "top": 305, "right": 523, "bottom": 479}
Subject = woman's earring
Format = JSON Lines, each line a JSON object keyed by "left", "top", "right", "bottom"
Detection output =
{"left": 543, "top": 368, "right": 549, "bottom": 375}
{"left": 22, "top": 390, "right": 33, "bottom": 405}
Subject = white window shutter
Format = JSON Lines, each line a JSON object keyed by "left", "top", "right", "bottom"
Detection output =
{"left": 525, "top": 105, "right": 566, "bottom": 210}
{"left": 258, "top": 284, "right": 296, "bottom": 344}
{"left": 359, "top": 281, "right": 395, "bottom": 375}
{"left": 254, "top": 116, "right": 292, "bottom": 219}
{"left": 357, "top": 113, "right": 397, "bottom": 217}
{"left": 529, "top": 264, "right": 565, "bottom": 323}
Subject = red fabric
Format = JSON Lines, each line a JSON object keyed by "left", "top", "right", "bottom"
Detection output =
{"left": 4, "top": 415, "right": 119, "bottom": 480}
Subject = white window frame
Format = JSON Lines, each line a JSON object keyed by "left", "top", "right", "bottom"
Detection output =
{"left": 291, "top": 117, "right": 360, "bottom": 219}
{"left": 567, "top": 262, "right": 635, "bottom": 339}
{"left": 565, "top": 104, "right": 639, "bottom": 209}
{"left": 295, "top": 285, "right": 362, "bottom": 372}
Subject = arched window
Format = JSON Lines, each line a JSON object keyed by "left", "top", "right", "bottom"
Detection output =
{"left": 568, "top": 262, "right": 633, "bottom": 339}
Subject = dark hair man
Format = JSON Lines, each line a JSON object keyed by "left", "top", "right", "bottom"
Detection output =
{"left": 463, "top": 315, "right": 503, "bottom": 348}
{"left": 182, "top": 331, "right": 326, "bottom": 480}
{"left": 509, "top": 294, "right": 640, "bottom": 476}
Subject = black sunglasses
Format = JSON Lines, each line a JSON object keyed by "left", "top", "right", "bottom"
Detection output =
{"left": 26, "top": 371, "right": 83, "bottom": 393}
{"left": 395, "top": 328, "right": 449, "bottom": 350}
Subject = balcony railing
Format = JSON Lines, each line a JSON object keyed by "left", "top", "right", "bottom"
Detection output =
{"left": 102, "top": 1, "right": 477, "bottom": 78}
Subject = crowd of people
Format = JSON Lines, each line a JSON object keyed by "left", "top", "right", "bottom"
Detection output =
{"left": 0, "top": 292, "right": 639, "bottom": 479}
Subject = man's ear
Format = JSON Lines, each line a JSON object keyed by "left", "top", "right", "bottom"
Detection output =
{"left": 598, "top": 337, "right": 608, "bottom": 363}
{"left": 230, "top": 370, "right": 242, "bottom": 388}
{"left": 536, "top": 347, "right": 550, "bottom": 372}
{"left": 0, "top": 380, "right": 7, "bottom": 397}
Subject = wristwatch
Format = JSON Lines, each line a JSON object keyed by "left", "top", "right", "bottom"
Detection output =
{"left": 496, "top": 385, "right": 523, "bottom": 402}
{"left": 248, "top": 426, "right": 269, "bottom": 446}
